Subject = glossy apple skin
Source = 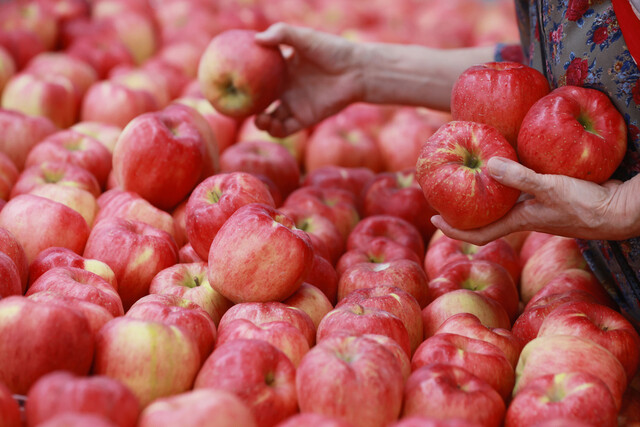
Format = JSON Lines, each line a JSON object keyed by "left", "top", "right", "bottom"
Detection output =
{"left": 517, "top": 85, "right": 627, "bottom": 183}
{"left": 537, "top": 300, "right": 640, "bottom": 379}
{"left": 416, "top": 121, "right": 520, "bottom": 230}
{"left": 277, "top": 413, "right": 352, "bottom": 427}
{"left": 0, "top": 151, "right": 18, "bottom": 202}
{"left": 25, "top": 371, "right": 140, "bottom": 427}
{"left": 0, "top": 226, "right": 27, "bottom": 292}
{"left": 412, "top": 333, "right": 515, "bottom": 401}
{"left": 0, "top": 251, "right": 20, "bottom": 298}
{"left": 198, "top": 29, "right": 286, "bottom": 118}
{"left": 295, "top": 334, "right": 404, "bottom": 427}
{"left": 506, "top": 372, "right": 617, "bottom": 427}
{"left": 514, "top": 335, "right": 628, "bottom": 410}
{"left": 0, "top": 109, "right": 57, "bottom": 171}
{"left": 207, "top": 203, "right": 314, "bottom": 303}
{"left": 451, "top": 61, "right": 550, "bottom": 146}
{"left": 402, "top": 363, "right": 505, "bottom": 427}
{"left": 347, "top": 214, "right": 425, "bottom": 261}
{"left": 282, "top": 282, "right": 334, "bottom": 330}
{"left": 138, "top": 389, "right": 257, "bottom": 427}
{"left": 527, "top": 268, "right": 615, "bottom": 309}
{"left": 194, "top": 339, "right": 297, "bottom": 427}
{"left": 93, "top": 317, "right": 201, "bottom": 408}
{"left": 11, "top": 161, "right": 101, "bottom": 199}
{"left": 0, "top": 296, "right": 94, "bottom": 395}
{"left": 0, "top": 381, "right": 20, "bottom": 427}
{"left": 185, "top": 171, "right": 275, "bottom": 261}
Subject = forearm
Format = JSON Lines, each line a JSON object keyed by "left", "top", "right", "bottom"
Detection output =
{"left": 356, "top": 43, "right": 496, "bottom": 111}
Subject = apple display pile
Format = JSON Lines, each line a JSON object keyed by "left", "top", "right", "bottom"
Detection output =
{"left": 0, "top": 0, "right": 637, "bottom": 427}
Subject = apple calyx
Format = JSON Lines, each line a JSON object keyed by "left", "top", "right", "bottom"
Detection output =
{"left": 265, "top": 371, "right": 276, "bottom": 386}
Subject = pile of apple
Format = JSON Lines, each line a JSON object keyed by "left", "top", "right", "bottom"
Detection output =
{"left": 0, "top": 0, "right": 638, "bottom": 427}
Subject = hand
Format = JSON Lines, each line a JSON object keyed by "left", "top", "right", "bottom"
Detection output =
{"left": 431, "top": 157, "right": 638, "bottom": 245}
{"left": 254, "top": 23, "right": 365, "bottom": 137}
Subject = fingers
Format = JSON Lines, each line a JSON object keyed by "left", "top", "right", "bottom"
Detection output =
{"left": 255, "top": 104, "right": 303, "bottom": 138}
{"left": 255, "top": 22, "right": 320, "bottom": 52}
{"left": 487, "top": 157, "right": 549, "bottom": 196}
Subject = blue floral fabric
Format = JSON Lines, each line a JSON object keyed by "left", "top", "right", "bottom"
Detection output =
{"left": 497, "top": 0, "right": 640, "bottom": 326}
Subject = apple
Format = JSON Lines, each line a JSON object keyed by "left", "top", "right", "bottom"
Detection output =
{"left": 305, "top": 115, "right": 383, "bottom": 173}
{"left": 0, "top": 381, "right": 20, "bottom": 427}
{"left": 138, "top": 389, "right": 256, "bottom": 427}
{"left": 0, "top": 152, "right": 18, "bottom": 203}
{"left": 0, "top": 2, "right": 58, "bottom": 50}
{"left": 66, "top": 32, "right": 134, "bottom": 79}
{"left": 537, "top": 300, "right": 640, "bottom": 379}
{"left": 71, "top": 121, "right": 122, "bottom": 154}
{"left": 336, "top": 236, "right": 422, "bottom": 277}
{"left": 83, "top": 217, "right": 179, "bottom": 310}
{"left": 427, "top": 259, "right": 519, "bottom": 322}
{"left": 1, "top": 72, "right": 78, "bottom": 129}
{"left": 126, "top": 294, "right": 217, "bottom": 364}
{"left": 519, "top": 231, "right": 554, "bottom": 268}
{"left": 95, "top": 189, "right": 177, "bottom": 242}
{"left": 217, "top": 318, "right": 310, "bottom": 367}
{"left": 0, "top": 194, "right": 90, "bottom": 264}
{"left": 283, "top": 282, "right": 333, "bottom": 329}
{"left": 317, "top": 303, "right": 411, "bottom": 357}
{"left": 304, "top": 253, "right": 339, "bottom": 303}
{"left": 276, "top": 413, "right": 351, "bottom": 427}
{"left": 505, "top": 372, "right": 617, "bottom": 427}
{"left": 142, "top": 57, "right": 192, "bottom": 101}
{"left": 512, "top": 290, "right": 600, "bottom": 345}
{"left": 295, "top": 334, "right": 404, "bottom": 427}
{"left": 424, "top": 235, "right": 520, "bottom": 284}
{"left": 238, "top": 115, "right": 308, "bottom": 166}
{"left": 154, "top": 42, "right": 206, "bottom": 80}
{"left": 520, "top": 235, "right": 589, "bottom": 304}
{"left": 283, "top": 186, "right": 360, "bottom": 240}
{"left": 170, "top": 200, "right": 188, "bottom": 248}
{"left": 80, "top": 80, "right": 157, "bottom": 129}
{"left": 11, "top": 161, "right": 101, "bottom": 199}
{"left": 527, "top": 268, "right": 616, "bottom": 309}
{"left": 178, "top": 243, "right": 203, "bottom": 263}
{"left": 422, "top": 289, "right": 511, "bottom": 338}
{"left": 220, "top": 140, "right": 301, "bottom": 199}
{"left": 26, "top": 266, "right": 124, "bottom": 317}
{"left": 197, "top": 29, "right": 286, "bottom": 119}
{"left": 93, "top": 317, "right": 201, "bottom": 408}
{"left": 347, "top": 214, "right": 425, "bottom": 260}
{"left": 24, "top": 52, "right": 98, "bottom": 100}
{"left": 517, "top": 85, "right": 627, "bottom": 183}
{"left": 337, "top": 259, "right": 429, "bottom": 309}
{"left": 0, "top": 251, "right": 21, "bottom": 299}
{"left": 219, "top": 301, "right": 316, "bottom": 347}
{"left": 361, "top": 169, "right": 438, "bottom": 241}
{"left": 102, "top": 12, "right": 158, "bottom": 66}
{"left": 28, "top": 413, "right": 117, "bottom": 427}
{"left": 435, "top": 313, "right": 522, "bottom": 369}
{"left": 185, "top": 172, "right": 275, "bottom": 261}
{"left": 451, "top": 61, "right": 550, "bottom": 146}
{"left": 301, "top": 165, "right": 375, "bottom": 206}
{"left": 0, "top": 296, "right": 94, "bottom": 395}
{"left": 0, "top": 45, "right": 16, "bottom": 95}
{"left": 28, "top": 184, "right": 98, "bottom": 228}
{"left": 412, "top": 333, "right": 514, "bottom": 400}
{"left": 25, "top": 371, "right": 140, "bottom": 427}
{"left": 402, "top": 363, "right": 505, "bottom": 427}
{"left": 514, "top": 335, "right": 627, "bottom": 409}
{"left": 338, "top": 286, "right": 423, "bottom": 355}
{"left": 194, "top": 339, "right": 297, "bottom": 427}
{"left": 149, "top": 262, "right": 232, "bottom": 326}
{"left": 415, "top": 121, "right": 520, "bottom": 230}
{"left": 109, "top": 66, "right": 171, "bottom": 110}
{"left": 0, "top": 28, "right": 45, "bottom": 71}
{"left": 0, "top": 226, "right": 28, "bottom": 292}
{"left": 207, "top": 203, "right": 314, "bottom": 303}
{"left": 390, "top": 417, "right": 484, "bottom": 427}
{"left": 112, "top": 103, "right": 211, "bottom": 210}
{"left": 0, "top": 109, "right": 57, "bottom": 171}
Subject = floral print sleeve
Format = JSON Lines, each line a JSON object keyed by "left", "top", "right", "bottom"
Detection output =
{"left": 507, "top": 0, "right": 640, "bottom": 327}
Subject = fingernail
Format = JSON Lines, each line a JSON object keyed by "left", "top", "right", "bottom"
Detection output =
{"left": 488, "top": 157, "right": 508, "bottom": 179}
{"left": 255, "top": 28, "right": 275, "bottom": 40}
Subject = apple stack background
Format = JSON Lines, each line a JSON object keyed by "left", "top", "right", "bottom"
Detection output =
{"left": 0, "top": 0, "right": 637, "bottom": 427}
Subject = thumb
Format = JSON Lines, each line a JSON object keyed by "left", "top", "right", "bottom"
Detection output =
{"left": 487, "top": 157, "right": 547, "bottom": 195}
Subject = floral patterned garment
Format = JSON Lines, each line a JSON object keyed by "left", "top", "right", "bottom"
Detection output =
{"left": 496, "top": 0, "right": 640, "bottom": 327}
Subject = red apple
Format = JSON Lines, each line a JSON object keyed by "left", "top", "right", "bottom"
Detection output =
{"left": 194, "top": 339, "right": 297, "bottom": 427}
{"left": 66, "top": 32, "right": 134, "bottom": 79}
{"left": 412, "top": 333, "right": 514, "bottom": 400}
{"left": 185, "top": 172, "right": 275, "bottom": 261}
{"left": 28, "top": 184, "right": 98, "bottom": 228}
{"left": 301, "top": 165, "right": 375, "bottom": 205}
{"left": 304, "top": 253, "right": 339, "bottom": 303}
{"left": 506, "top": 372, "right": 616, "bottom": 427}
{"left": 11, "top": 161, "right": 101, "bottom": 199}
{"left": 25, "top": 52, "right": 98, "bottom": 100}
{"left": 138, "top": 389, "right": 256, "bottom": 427}
{"left": 283, "top": 282, "right": 333, "bottom": 330}
{"left": 0, "top": 251, "right": 21, "bottom": 298}
{"left": 347, "top": 214, "right": 425, "bottom": 260}
{"left": 295, "top": 334, "right": 404, "bottom": 427}
{"left": 80, "top": 80, "right": 157, "bottom": 128}
{"left": 0, "top": 2, "right": 58, "bottom": 50}
{"left": 0, "top": 151, "right": 18, "bottom": 203}
{"left": 0, "top": 226, "right": 28, "bottom": 292}
{"left": 519, "top": 231, "right": 554, "bottom": 268}
{"left": 336, "top": 236, "right": 422, "bottom": 277}
{"left": 276, "top": 413, "right": 351, "bottom": 427}
{"left": 0, "top": 108, "right": 57, "bottom": 171}
{"left": 71, "top": 121, "right": 122, "bottom": 154}
{"left": 0, "top": 45, "right": 16, "bottom": 95}
{"left": 527, "top": 268, "right": 615, "bottom": 309}
{"left": 427, "top": 259, "right": 519, "bottom": 321}
{"left": 93, "top": 317, "right": 201, "bottom": 408}
{"left": 239, "top": 115, "right": 308, "bottom": 166}
{"left": 0, "top": 381, "right": 20, "bottom": 427}
{"left": 207, "top": 203, "right": 314, "bottom": 303}
{"left": 198, "top": 29, "right": 286, "bottom": 118}
{"left": 402, "top": 363, "right": 505, "bottom": 427}
{"left": 0, "top": 296, "right": 94, "bottom": 395}
{"left": 415, "top": 121, "right": 520, "bottom": 230}
{"left": 451, "top": 61, "right": 550, "bottom": 146}
{"left": 0, "top": 29, "right": 46, "bottom": 71}
{"left": 25, "top": 371, "right": 140, "bottom": 427}
{"left": 517, "top": 85, "right": 627, "bottom": 183}
{"left": 29, "top": 414, "right": 117, "bottom": 427}
{"left": 149, "top": 262, "right": 232, "bottom": 326}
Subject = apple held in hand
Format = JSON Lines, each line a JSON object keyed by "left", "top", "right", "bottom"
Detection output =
{"left": 517, "top": 85, "right": 627, "bottom": 183}
{"left": 208, "top": 203, "right": 314, "bottom": 303}
{"left": 451, "top": 61, "right": 550, "bottom": 146}
{"left": 198, "top": 29, "right": 286, "bottom": 118}
{"left": 416, "top": 121, "right": 520, "bottom": 230}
